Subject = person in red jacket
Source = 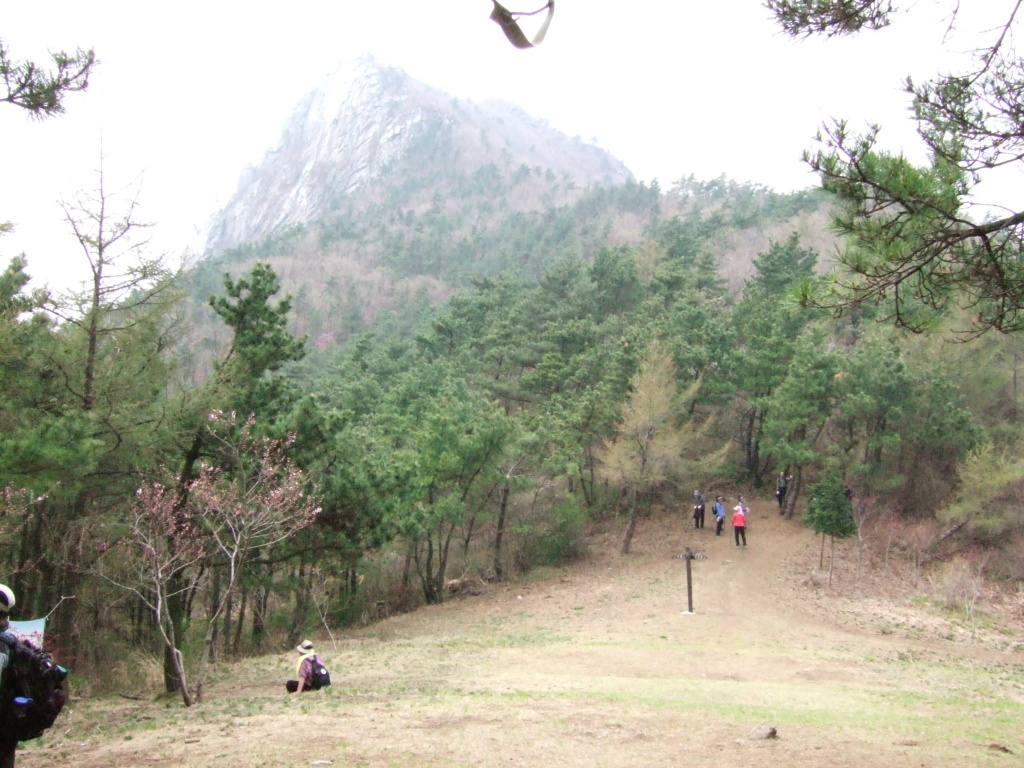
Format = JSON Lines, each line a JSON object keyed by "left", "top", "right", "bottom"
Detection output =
{"left": 732, "top": 497, "right": 748, "bottom": 547}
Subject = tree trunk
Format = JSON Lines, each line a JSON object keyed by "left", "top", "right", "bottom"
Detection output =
{"left": 828, "top": 535, "right": 836, "bottom": 588}
{"left": 435, "top": 521, "right": 457, "bottom": 602}
{"left": 581, "top": 443, "right": 598, "bottom": 507}
{"left": 784, "top": 465, "right": 803, "bottom": 520}
{"left": 155, "top": 592, "right": 194, "bottom": 707}
{"left": 232, "top": 586, "right": 248, "bottom": 656}
{"left": 163, "top": 573, "right": 187, "bottom": 693}
{"left": 742, "top": 408, "right": 757, "bottom": 472}
{"left": 173, "top": 647, "right": 194, "bottom": 707}
{"left": 401, "top": 540, "right": 414, "bottom": 593}
{"left": 251, "top": 587, "right": 268, "bottom": 649}
{"left": 621, "top": 488, "right": 640, "bottom": 555}
{"left": 415, "top": 517, "right": 457, "bottom": 606}
{"left": 222, "top": 584, "right": 234, "bottom": 659}
{"left": 414, "top": 535, "right": 440, "bottom": 604}
{"left": 165, "top": 428, "right": 205, "bottom": 693}
{"left": 494, "top": 481, "right": 510, "bottom": 580}
{"left": 287, "top": 563, "right": 310, "bottom": 648}
{"left": 15, "top": 507, "right": 45, "bottom": 617}
{"left": 461, "top": 506, "right": 477, "bottom": 559}
{"left": 208, "top": 566, "right": 222, "bottom": 662}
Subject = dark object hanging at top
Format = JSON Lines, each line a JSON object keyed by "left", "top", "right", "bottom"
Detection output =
{"left": 490, "top": 1, "right": 555, "bottom": 48}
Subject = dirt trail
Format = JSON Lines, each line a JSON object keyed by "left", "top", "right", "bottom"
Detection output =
{"left": 19, "top": 498, "right": 1024, "bottom": 768}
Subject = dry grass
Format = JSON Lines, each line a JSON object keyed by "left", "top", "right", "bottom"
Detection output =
{"left": 20, "top": 500, "right": 1024, "bottom": 768}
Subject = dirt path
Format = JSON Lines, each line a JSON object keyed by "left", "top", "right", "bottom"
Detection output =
{"left": 19, "top": 498, "right": 1024, "bottom": 768}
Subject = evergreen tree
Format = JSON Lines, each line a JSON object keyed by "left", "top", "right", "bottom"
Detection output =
{"left": 728, "top": 235, "right": 819, "bottom": 483}
{"left": 0, "top": 258, "right": 95, "bottom": 491}
{"left": 649, "top": 213, "right": 723, "bottom": 300}
{"left": 805, "top": 463, "right": 857, "bottom": 585}
{"left": 0, "top": 39, "right": 94, "bottom": 116}
{"left": 832, "top": 328, "right": 912, "bottom": 473}
{"left": 772, "top": 1, "right": 1024, "bottom": 336}
{"left": 13, "top": 172, "right": 182, "bottom": 651}
{"left": 377, "top": 365, "right": 510, "bottom": 603}
{"left": 762, "top": 327, "right": 839, "bottom": 518}
{"left": 728, "top": 300, "right": 799, "bottom": 480}
{"left": 746, "top": 233, "right": 818, "bottom": 299}
{"left": 209, "top": 261, "right": 307, "bottom": 417}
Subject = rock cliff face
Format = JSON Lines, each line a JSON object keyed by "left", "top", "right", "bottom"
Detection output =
{"left": 204, "top": 55, "right": 633, "bottom": 254}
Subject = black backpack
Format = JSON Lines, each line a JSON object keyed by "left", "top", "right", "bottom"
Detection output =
{"left": 309, "top": 656, "right": 331, "bottom": 690}
{"left": 0, "top": 632, "right": 68, "bottom": 742}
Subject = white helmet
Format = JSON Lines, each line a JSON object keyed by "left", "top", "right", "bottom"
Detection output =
{"left": 0, "top": 583, "right": 14, "bottom": 614}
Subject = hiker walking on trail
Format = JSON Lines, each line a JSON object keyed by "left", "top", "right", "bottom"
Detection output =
{"left": 287, "top": 640, "right": 331, "bottom": 693}
{"left": 776, "top": 472, "right": 791, "bottom": 512}
{"left": 713, "top": 496, "right": 727, "bottom": 536}
{"left": 0, "top": 584, "right": 18, "bottom": 768}
{"left": 732, "top": 497, "right": 748, "bottom": 547}
{"left": 692, "top": 489, "right": 706, "bottom": 529}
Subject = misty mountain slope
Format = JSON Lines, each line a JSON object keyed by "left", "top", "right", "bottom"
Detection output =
{"left": 204, "top": 55, "right": 634, "bottom": 255}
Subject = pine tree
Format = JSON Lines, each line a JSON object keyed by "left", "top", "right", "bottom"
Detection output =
{"left": 771, "top": 1, "right": 1024, "bottom": 335}
{"left": 805, "top": 465, "right": 857, "bottom": 586}
{"left": 0, "top": 40, "right": 94, "bottom": 116}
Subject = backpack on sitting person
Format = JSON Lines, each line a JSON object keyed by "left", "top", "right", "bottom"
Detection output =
{"left": 309, "top": 657, "right": 331, "bottom": 690}
{"left": 0, "top": 634, "right": 68, "bottom": 742}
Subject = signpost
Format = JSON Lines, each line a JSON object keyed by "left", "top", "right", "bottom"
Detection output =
{"left": 673, "top": 547, "right": 705, "bottom": 613}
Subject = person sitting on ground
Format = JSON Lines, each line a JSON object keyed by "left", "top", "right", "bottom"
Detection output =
{"left": 287, "top": 640, "right": 323, "bottom": 693}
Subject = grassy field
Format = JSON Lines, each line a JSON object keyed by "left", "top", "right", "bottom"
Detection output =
{"left": 17, "top": 501, "right": 1024, "bottom": 767}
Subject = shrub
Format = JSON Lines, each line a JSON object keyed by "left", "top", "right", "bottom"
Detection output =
{"left": 517, "top": 494, "right": 589, "bottom": 569}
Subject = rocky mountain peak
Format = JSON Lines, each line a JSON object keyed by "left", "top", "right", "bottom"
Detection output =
{"left": 203, "top": 55, "right": 633, "bottom": 254}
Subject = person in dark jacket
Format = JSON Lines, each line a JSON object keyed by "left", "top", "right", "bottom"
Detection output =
{"left": 776, "top": 472, "right": 791, "bottom": 512}
{"left": 0, "top": 583, "right": 18, "bottom": 768}
{"left": 692, "top": 490, "right": 706, "bottom": 529}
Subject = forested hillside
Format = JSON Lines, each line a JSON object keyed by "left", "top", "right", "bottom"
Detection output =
{"left": 4, "top": 32, "right": 1024, "bottom": 710}
{"left": 186, "top": 174, "right": 830, "bottom": 369}
{"left": 4, "top": 168, "right": 1018, "bottom": 704}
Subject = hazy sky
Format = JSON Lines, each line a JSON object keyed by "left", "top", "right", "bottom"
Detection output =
{"left": 0, "top": 1, "right": 1012, "bottom": 290}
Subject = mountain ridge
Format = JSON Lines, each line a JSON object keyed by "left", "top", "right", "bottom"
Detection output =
{"left": 203, "top": 55, "right": 635, "bottom": 254}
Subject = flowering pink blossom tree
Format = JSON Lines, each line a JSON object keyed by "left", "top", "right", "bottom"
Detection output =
{"left": 104, "top": 412, "right": 320, "bottom": 706}
{"left": 188, "top": 411, "right": 320, "bottom": 702}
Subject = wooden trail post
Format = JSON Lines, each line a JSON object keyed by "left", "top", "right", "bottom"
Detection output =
{"left": 673, "top": 547, "right": 705, "bottom": 613}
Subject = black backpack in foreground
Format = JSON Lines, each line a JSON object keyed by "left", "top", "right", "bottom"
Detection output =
{"left": 309, "top": 657, "right": 331, "bottom": 690}
{"left": 0, "top": 633, "right": 68, "bottom": 741}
